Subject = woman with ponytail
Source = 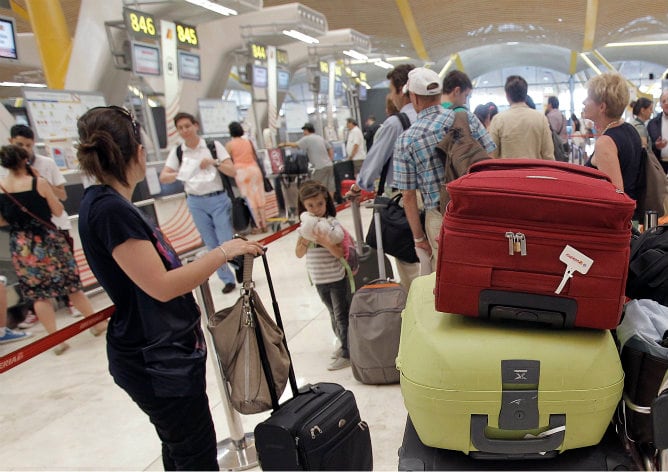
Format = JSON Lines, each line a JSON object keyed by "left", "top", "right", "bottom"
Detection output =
{"left": 0, "top": 144, "right": 102, "bottom": 355}
{"left": 76, "top": 106, "right": 264, "bottom": 471}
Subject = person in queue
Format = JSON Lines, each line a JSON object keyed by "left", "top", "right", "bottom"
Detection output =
{"left": 76, "top": 106, "right": 264, "bottom": 471}
{"left": 0, "top": 145, "right": 105, "bottom": 355}
{"left": 582, "top": 72, "right": 643, "bottom": 220}
{"left": 8, "top": 124, "right": 84, "bottom": 321}
{"left": 225, "top": 121, "right": 267, "bottom": 233}
{"left": 159, "top": 112, "right": 238, "bottom": 294}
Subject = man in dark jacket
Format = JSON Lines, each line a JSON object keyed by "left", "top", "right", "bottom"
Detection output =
{"left": 647, "top": 90, "right": 668, "bottom": 172}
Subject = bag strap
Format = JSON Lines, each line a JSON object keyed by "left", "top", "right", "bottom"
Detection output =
{"left": 0, "top": 182, "right": 58, "bottom": 231}
{"left": 378, "top": 112, "right": 411, "bottom": 196}
{"left": 256, "top": 251, "right": 299, "bottom": 401}
{"left": 250, "top": 141, "right": 267, "bottom": 179}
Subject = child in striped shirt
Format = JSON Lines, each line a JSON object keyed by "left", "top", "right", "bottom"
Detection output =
{"left": 295, "top": 180, "right": 351, "bottom": 371}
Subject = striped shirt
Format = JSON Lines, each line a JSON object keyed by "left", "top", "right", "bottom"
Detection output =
{"left": 393, "top": 105, "right": 496, "bottom": 209}
{"left": 305, "top": 245, "right": 345, "bottom": 285}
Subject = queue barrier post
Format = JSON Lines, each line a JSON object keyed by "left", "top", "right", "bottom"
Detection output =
{"left": 195, "top": 277, "right": 258, "bottom": 471}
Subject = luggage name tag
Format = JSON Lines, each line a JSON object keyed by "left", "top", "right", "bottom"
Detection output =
{"left": 555, "top": 245, "right": 593, "bottom": 295}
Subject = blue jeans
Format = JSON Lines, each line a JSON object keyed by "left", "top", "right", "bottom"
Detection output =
{"left": 187, "top": 192, "right": 235, "bottom": 284}
{"left": 316, "top": 277, "right": 351, "bottom": 357}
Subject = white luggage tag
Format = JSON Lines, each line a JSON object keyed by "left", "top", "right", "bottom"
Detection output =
{"left": 555, "top": 245, "right": 594, "bottom": 295}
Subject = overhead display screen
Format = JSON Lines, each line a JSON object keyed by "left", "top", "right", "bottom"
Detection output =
{"left": 0, "top": 16, "right": 17, "bottom": 61}
{"left": 178, "top": 51, "right": 201, "bottom": 81}
{"left": 253, "top": 65, "right": 268, "bottom": 88}
{"left": 132, "top": 42, "right": 161, "bottom": 76}
{"left": 277, "top": 70, "right": 290, "bottom": 91}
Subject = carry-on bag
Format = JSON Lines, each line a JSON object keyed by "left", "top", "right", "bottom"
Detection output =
{"left": 615, "top": 299, "right": 668, "bottom": 449}
{"left": 348, "top": 203, "right": 406, "bottom": 384}
{"left": 398, "top": 415, "right": 634, "bottom": 470}
{"left": 398, "top": 274, "right": 624, "bottom": 456}
{"left": 436, "top": 159, "right": 635, "bottom": 330}
{"left": 251, "top": 252, "right": 373, "bottom": 471}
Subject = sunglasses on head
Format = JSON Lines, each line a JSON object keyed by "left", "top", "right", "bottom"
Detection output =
{"left": 86, "top": 105, "right": 141, "bottom": 143}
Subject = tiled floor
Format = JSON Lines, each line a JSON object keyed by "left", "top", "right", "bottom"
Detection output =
{"left": 0, "top": 204, "right": 408, "bottom": 470}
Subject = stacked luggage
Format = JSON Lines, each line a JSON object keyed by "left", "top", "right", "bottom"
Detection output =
{"left": 398, "top": 159, "right": 647, "bottom": 469}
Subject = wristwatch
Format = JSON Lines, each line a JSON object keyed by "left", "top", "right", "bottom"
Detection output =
{"left": 213, "top": 158, "right": 221, "bottom": 166}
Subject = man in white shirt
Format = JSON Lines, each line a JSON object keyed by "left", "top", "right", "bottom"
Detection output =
{"left": 647, "top": 90, "right": 668, "bottom": 173}
{"left": 159, "top": 112, "right": 239, "bottom": 294}
{"left": 345, "top": 118, "right": 366, "bottom": 176}
{"left": 8, "top": 124, "right": 83, "bottom": 318}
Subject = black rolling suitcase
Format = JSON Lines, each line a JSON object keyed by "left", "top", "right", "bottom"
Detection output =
{"left": 398, "top": 416, "right": 634, "bottom": 471}
{"left": 252, "top": 253, "right": 373, "bottom": 471}
{"left": 349, "top": 197, "right": 393, "bottom": 288}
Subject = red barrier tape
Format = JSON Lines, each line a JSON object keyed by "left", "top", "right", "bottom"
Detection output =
{"left": 0, "top": 306, "right": 115, "bottom": 374}
{"left": 0, "top": 196, "right": 370, "bottom": 374}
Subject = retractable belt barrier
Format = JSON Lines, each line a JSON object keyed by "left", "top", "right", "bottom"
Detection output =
{"left": 0, "top": 306, "right": 114, "bottom": 373}
{"left": 0, "top": 197, "right": 366, "bottom": 374}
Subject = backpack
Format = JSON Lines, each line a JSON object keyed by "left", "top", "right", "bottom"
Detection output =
{"left": 434, "top": 111, "right": 490, "bottom": 213}
{"left": 626, "top": 224, "right": 668, "bottom": 305}
{"left": 281, "top": 149, "right": 310, "bottom": 175}
{"left": 550, "top": 128, "right": 569, "bottom": 162}
{"left": 635, "top": 147, "right": 668, "bottom": 217}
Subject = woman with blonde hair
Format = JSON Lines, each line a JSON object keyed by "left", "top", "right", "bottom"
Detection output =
{"left": 583, "top": 72, "right": 643, "bottom": 220}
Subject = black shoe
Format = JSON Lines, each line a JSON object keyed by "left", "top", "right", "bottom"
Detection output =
{"left": 222, "top": 283, "right": 236, "bottom": 294}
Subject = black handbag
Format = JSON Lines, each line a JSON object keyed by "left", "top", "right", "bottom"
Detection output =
{"left": 231, "top": 196, "right": 252, "bottom": 232}
{"left": 222, "top": 175, "right": 253, "bottom": 231}
{"left": 365, "top": 193, "right": 423, "bottom": 263}
{"left": 364, "top": 160, "right": 423, "bottom": 263}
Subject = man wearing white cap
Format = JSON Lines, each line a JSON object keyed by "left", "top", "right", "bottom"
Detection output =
{"left": 393, "top": 67, "right": 495, "bottom": 268}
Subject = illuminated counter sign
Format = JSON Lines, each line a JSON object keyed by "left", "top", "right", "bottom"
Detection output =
{"left": 175, "top": 22, "right": 199, "bottom": 49}
{"left": 124, "top": 7, "right": 158, "bottom": 41}
{"left": 276, "top": 49, "right": 289, "bottom": 66}
{"left": 250, "top": 43, "right": 267, "bottom": 62}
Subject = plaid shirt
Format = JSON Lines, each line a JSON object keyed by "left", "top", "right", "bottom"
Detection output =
{"left": 393, "top": 105, "right": 496, "bottom": 209}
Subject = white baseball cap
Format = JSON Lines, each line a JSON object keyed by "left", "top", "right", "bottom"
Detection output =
{"left": 403, "top": 67, "right": 442, "bottom": 96}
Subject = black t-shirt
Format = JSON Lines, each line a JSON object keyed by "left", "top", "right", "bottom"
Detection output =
{"left": 585, "top": 122, "right": 642, "bottom": 201}
{"left": 78, "top": 185, "right": 206, "bottom": 399}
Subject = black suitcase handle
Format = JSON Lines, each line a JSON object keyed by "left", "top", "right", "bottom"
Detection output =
{"left": 470, "top": 414, "right": 566, "bottom": 455}
{"left": 479, "top": 290, "right": 578, "bottom": 328}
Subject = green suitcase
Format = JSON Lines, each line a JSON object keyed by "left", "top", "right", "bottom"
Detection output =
{"left": 397, "top": 274, "right": 624, "bottom": 458}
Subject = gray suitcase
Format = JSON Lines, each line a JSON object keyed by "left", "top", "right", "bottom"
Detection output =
{"left": 348, "top": 198, "right": 405, "bottom": 384}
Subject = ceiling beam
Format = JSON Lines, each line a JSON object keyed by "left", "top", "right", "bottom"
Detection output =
{"left": 582, "top": 0, "right": 598, "bottom": 52}
{"left": 394, "top": 0, "right": 430, "bottom": 62}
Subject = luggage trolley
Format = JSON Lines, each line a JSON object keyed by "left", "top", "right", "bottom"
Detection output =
{"left": 278, "top": 171, "right": 310, "bottom": 224}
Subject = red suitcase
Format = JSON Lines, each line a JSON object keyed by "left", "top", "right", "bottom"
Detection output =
{"left": 435, "top": 159, "right": 636, "bottom": 329}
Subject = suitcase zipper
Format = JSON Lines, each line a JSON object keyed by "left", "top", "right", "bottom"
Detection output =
{"left": 448, "top": 216, "right": 629, "bottom": 248}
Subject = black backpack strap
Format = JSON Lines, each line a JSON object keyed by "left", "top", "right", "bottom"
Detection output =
{"left": 378, "top": 112, "right": 411, "bottom": 195}
{"left": 206, "top": 139, "right": 218, "bottom": 159}
{"left": 176, "top": 144, "right": 183, "bottom": 166}
{"left": 397, "top": 112, "right": 411, "bottom": 131}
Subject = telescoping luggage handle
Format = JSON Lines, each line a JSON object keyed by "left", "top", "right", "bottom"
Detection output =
{"left": 468, "top": 158, "right": 613, "bottom": 184}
